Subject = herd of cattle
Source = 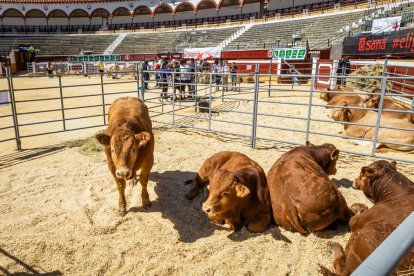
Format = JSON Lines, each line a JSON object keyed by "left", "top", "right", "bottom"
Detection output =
{"left": 321, "top": 86, "right": 414, "bottom": 151}
{"left": 95, "top": 96, "right": 414, "bottom": 276}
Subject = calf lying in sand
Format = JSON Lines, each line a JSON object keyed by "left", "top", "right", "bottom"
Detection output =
{"left": 185, "top": 151, "right": 272, "bottom": 232}
{"left": 322, "top": 160, "right": 414, "bottom": 275}
{"left": 320, "top": 88, "right": 366, "bottom": 107}
{"left": 329, "top": 103, "right": 414, "bottom": 151}
{"left": 96, "top": 97, "right": 154, "bottom": 216}
{"left": 267, "top": 142, "right": 355, "bottom": 234}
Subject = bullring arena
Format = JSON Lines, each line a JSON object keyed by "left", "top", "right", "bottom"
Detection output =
{"left": 0, "top": 71, "right": 413, "bottom": 275}
{"left": 1, "top": 0, "right": 414, "bottom": 274}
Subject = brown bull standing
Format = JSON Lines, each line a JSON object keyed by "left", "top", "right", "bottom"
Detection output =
{"left": 325, "top": 160, "right": 414, "bottom": 275}
{"left": 186, "top": 151, "right": 272, "bottom": 232}
{"left": 96, "top": 97, "right": 154, "bottom": 216}
{"left": 267, "top": 142, "right": 354, "bottom": 234}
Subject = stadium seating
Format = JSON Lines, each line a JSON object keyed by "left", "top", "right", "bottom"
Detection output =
{"left": 0, "top": 34, "right": 117, "bottom": 56}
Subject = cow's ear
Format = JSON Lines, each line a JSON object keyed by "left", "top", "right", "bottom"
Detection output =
{"left": 235, "top": 183, "right": 250, "bottom": 198}
{"left": 306, "top": 141, "right": 315, "bottom": 147}
{"left": 362, "top": 166, "right": 375, "bottom": 178}
{"left": 95, "top": 133, "right": 110, "bottom": 146}
{"left": 330, "top": 149, "right": 340, "bottom": 160}
{"left": 135, "top": 131, "right": 151, "bottom": 147}
{"left": 390, "top": 161, "right": 397, "bottom": 169}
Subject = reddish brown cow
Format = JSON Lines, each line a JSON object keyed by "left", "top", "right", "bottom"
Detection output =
{"left": 325, "top": 160, "right": 414, "bottom": 275}
{"left": 267, "top": 142, "right": 355, "bottom": 234}
{"left": 186, "top": 151, "right": 272, "bottom": 232}
{"left": 96, "top": 97, "right": 154, "bottom": 216}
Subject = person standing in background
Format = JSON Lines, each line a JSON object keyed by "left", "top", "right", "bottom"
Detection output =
{"left": 47, "top": 62, "right": 53, "bottom": 78}
{"left": 230, "top": 62, "right": 238, "bottom": 91}
{"left": 142, "top": 60, "right": 150, "bottom": 90}
{"left": 222, "top": 60, "right": 230, "bottom": 92}
{"left": 98, "top": 59, "right": 105, "bottom": 74}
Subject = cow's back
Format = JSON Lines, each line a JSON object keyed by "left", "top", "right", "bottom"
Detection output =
{"left": 107, "top": 97, "right": 152, "bottom": 134}
{"left": 347, "top": 194, "right": 414, "bottom": 272}
{"left": 268, "top": 148, "right": 344, "bottom": 232}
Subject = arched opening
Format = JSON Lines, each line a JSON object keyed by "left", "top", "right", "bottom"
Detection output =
{"left": 153, "top": 4, "right": 173, "bottom": 23}
{"left": 196, "top": 0, "right": 218, "bottom": 20}
{"left": 90, "top": 8, "right": 110, "bottom": 26}
{"left": 2, "top": 8, "right": 25, "bottom": 25}
{"left": 69, "top": 9, "right": 90, "bottom": 26}
{"left": 174, "top": 2, "right": 196, "bottom": 22}
{"left": 218, "top": 0, "right": 244, "bottom": 17}
{"left": 133, "top": 6, "right": 152, "bottom": 24}
{"left": 111, "top": 7, "right": 131, "bottom": 24}
{"left": 48, "top": 9, "right": 69, "bottom": 26}
{"left": 25, "top": 9, "right": 47, "bottom": 26}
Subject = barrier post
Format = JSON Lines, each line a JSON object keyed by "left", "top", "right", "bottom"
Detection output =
{"left": 100, "top": 72, "right": 106, "bottom": 125}
{"left": 208, "top": 72, "right": 213, "bottom": 131}
{"left": 251, "top": 64, "right": 260, "bottom": 148}
{"left": 268, "top": 58, "right": 272, "bottom": 97}
{"left": 139, "top": 62, "right": 145, "bottom": 101}
{"left": 136, "top": 63, "right": 140, "bottom": 100}
{"left": 6, "top": 67, "right": 21, "bottom": 150}
{"left": 194, "top": 63, "right": 198, "bottom": 113}
{"left": 58, "top": 75, "right": 66, "bottom": 130}
{"left": 172, "top": 71, "right": 176, "bottom": 125}
{"left": 305, "top": 73, "right": 316, "bottom": 143}
{"left": 371, "top": 58, "right": 388, "bottom": 155}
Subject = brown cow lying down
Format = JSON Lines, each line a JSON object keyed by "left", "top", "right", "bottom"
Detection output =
{"left": 320, "top": 87, "right": 366, "bottom": 107}
{"left": 185, "top": 151, "right": 272, "bottom": 232}
{"left": 365, "top": 96, "right": 414, "bottom": 123}
{"left": 96, "top": 97, "right": 154, "bottom": 216}
{"left": 330, "top": 103, "right": 414, "bottom": 151}
{"left": 267, "top": 142, "right": 354, "bottom": 234}
{"left": 325, "top": 160, "right": 414, "bottom": 275}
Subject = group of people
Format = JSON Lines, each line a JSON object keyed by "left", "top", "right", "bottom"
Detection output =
{"left": 142, "top": 58, "right": 239, "bottom": 101}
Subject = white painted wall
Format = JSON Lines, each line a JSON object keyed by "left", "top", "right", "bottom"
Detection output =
{"left": 48, "top": 18, "right": 70, "bottom": 25}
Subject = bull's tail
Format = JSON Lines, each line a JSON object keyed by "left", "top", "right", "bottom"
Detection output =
{"left": 285, "top": 201, "right": 309, "bottom": 234}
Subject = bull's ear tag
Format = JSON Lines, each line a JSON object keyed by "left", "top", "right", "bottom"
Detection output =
{"left": 95, "top": 133, "right": 110, "bottom": 146}
{"left": 235, "top": 184, "right": 250, "bottom": 198}
{"left": 135, "top": 131, "right": 151, "bottom": 147}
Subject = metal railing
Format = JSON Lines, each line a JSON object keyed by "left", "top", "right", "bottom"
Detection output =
{"left": 1, "top": 61, "right": 413, "bottom": 164}
{"left": 0, "top": 61, "right": 413, "bottom": 272}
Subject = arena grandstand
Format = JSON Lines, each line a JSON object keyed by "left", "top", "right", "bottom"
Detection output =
{"left": 0, "top": 0, "right": 414, "bottom": 275}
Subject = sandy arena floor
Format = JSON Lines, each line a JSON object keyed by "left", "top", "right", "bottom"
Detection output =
{"left": 0, "top": 75, "right": 413, "bottom": 275}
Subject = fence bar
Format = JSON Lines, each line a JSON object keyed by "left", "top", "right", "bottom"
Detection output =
{"left": 100, "top": 73, "right": 106, "bottom": 125}
{"left": 172, "top": 71, "right": 176, "bottom": 125}
{"left": 58, "top": 75, "right": 66, "bottom": 131}
{"left": 208, "top": 72, "right": 213, "bottom": 131}
{"left": 136, "top": 63, "right": 140, "bottom": 100}
{"left": 352, "top": 212, "right": 414, "bottom": 276}
{"left": 371, "top": 58, "right": 388, "bottom": 155}
{"left": 251, "top": 64, "right": 260, "bottom": 148}
{"left": 305, "top": 74, "right": 316, "bottom": 143}
{"left": 6, "top": 67, "right": 21, "bottom": 150}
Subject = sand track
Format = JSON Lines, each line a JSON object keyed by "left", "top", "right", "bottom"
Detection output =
{"left": 2, "top": 125, "right": 413, "bottom": 275}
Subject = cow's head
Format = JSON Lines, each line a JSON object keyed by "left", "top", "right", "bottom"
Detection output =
{"left": 96, "top": 129, "right": 151, "bottom": 180}
{"left": 353, "top": 160, "right": 397, "bottom": 201}
{"left": 329, "top": 102, "right": 350, "bottom": 122}
{"left": 202, "top": 169, "right": 250, "bottom": 220}
{"left": 306, "top": 141, "right": 339, "bottom": 175}
{"left": 365, "top": 96, "right": 380, "bottom": 109}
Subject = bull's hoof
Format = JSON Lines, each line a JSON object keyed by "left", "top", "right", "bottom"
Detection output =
{"left": 185, "top": 187, "right": 200, "bottom": 200}
{"left": 350, "top": 203, "right": 368, "bottom": 215}
{"left": 118, "top": 210, "right": 127, "bottom": 217}
{"left": 142, "top": 199, "right": 152, "bottom": 209}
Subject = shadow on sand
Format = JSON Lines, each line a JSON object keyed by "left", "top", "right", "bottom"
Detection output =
{"left": 0, "top": 247, "right": 62, "bottom": 276}
{"left": 129, "top": 170, "right": 292, "bottom": 243}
